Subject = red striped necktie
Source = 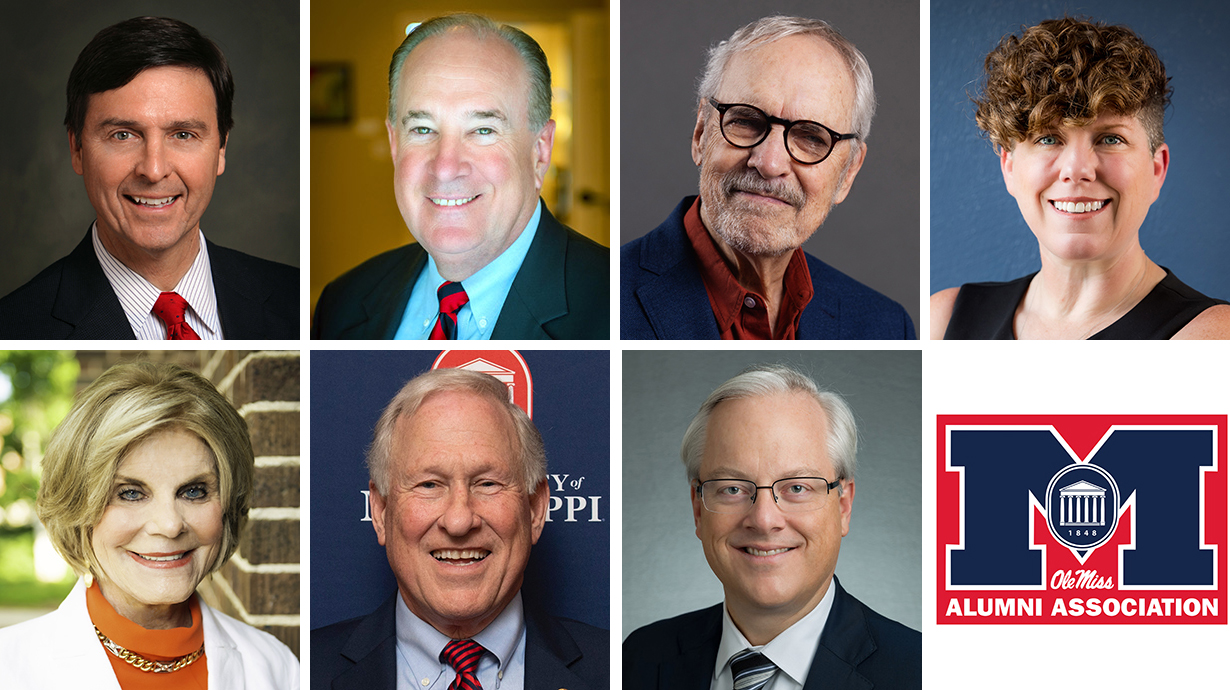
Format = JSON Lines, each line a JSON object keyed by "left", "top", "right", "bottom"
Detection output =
{"left": 152, "top": 291, "right": 201, "bottom": 340}
{"left": 440, "top": 638, "right": 485, "bottom": 690}
{"left": 429, "top": 281, "right": 469, "bottom": 340}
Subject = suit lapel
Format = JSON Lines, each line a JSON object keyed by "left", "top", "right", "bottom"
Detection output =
{"left": 633, "top": 213, "right": 721, "bottom": 339}
{"left": 655, "top": 604, "right": 721, "bottom": 690}
{"left": 49, "top": 229, "right": 136, "bottom": 339}
{"left": 333, "top": 595, "right": 399, "bottom": 690}
{"left": 524, "top": 608, "right": 591, "bottom": 690}
{"left": 208, "top": 239, "right": 287, "bottom": 339}
{"left": 492, "top": 204, "right": 569, "bottom": 339}
{"left": 361, "top": 246, "right": 427, "bottom": 339}
{"left": 804, "top": 579, "right": 874, "bottom": 690}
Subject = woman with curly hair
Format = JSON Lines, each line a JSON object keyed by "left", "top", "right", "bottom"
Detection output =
{"left": 931, "top": 17, "right": 1230, "bottom": 339}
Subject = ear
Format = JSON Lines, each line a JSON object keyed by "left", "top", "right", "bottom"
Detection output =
{"left": 216, "top": 133, "right": 227, "bottom": 176}
{"left": 1150, "top": 143, "right": 1169, "bottom": 202}
{"left": 691, "top": 482, "right": 704, "bottom": 534}
{"left": 528, "top": 479, "right": 549, "bottom": 544}
{"left": 386, "top": 119, "right": 399, "bottom": 161}
{"left": 838, "top": 479, "right": 855, "bottom": 537}
{"left": 831, "top": 141, "right": 867, "bottom": 205}
{"left": 691, "top": 103, "right": 708, "bottom": 166}
{"left": 368, "top": 482, "right": 389, "bottom": 546}
{"left": 999, "top": 145, "right": 1016, "bottom": 196}
{"left": 532, "top": 120, "right": 557, "bottom": 191}
{"left": 70, "top": 131, "right": 84, "bottom": 176}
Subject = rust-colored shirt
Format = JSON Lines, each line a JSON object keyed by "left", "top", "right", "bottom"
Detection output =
{"left": 683, "top": 197, "right": 814, "bottom": 339}
{"left": 86, "top": 581, "right": 208, "bottom": 690}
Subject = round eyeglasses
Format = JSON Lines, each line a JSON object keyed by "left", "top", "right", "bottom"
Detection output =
{"left": 708, "top": 98, "right": 858, "bottom": 165}
{"left": 695, "top": 476, "right": 841, "bottom": 514}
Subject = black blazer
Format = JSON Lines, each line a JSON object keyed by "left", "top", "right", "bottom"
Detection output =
{"left": 311, "top": 203, "right": 609, "bottom": 339}
{"left": 622, "top": 577, "right": 920, "bottom": 690}
{"left": 311, "top": 593, "right": 610, "bottom": 690}
{"left": 0, "top": 228, "right": 298, "bottom": 339}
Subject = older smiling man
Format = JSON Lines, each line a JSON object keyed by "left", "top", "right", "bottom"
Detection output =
{"left": 620, "top": 16, "right": 914, "bottom": 340}
{"left": 311, "top": 367, "right": 608, "bottom": 690}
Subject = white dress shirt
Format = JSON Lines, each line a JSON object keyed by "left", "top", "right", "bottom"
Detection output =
{"left": 710, "top": 579, "right": 837, "bottom": 690}
{"left": 92, "top": 223, "right": 223, "bottom": 339}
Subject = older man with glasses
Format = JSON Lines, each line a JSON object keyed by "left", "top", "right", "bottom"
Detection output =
{"left": 620, "top": 15, "right": 915, "bottom": 340}
{"left": 623, "top": 364, "right": 920, "bottom": 689}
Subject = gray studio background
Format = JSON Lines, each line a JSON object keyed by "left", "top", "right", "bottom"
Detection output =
{"left": 931, "top": 0, "right": 1230, "bottom": 299}
{"left": 621, "top": 0, "right": 921, "bottom": 328}
{"left": 622, "top": 350, "right": 921, "bottom": 638}
{"left": 0, "top": 0, "right": 299, "bottom": 299}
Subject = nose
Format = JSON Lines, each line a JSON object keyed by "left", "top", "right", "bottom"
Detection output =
{"left": 743, "top": 486, "right": 787, "bottom": 532}
{"left": 429, "top": 132, "right": 469, "bottom": 182}
{"left": 745, "top": 125, "right": 793, "bottom": 178}
{"left": 1059, "top": 142, "right": 1097, "bottom": 183}
{"left": 146, "top": 496, "right": 186, "bottom": 538}
{"left": 439, "top": 486, "right": 482, "bottom": 537}
{"left": 134, "top": 137, "right": 170, "bottom": 181}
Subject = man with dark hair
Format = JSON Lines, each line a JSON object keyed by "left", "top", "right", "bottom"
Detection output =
{"left": 0, "top": 16, "right": 297, "bottom": 340}
{"left": 311, "top": 13, "right": 607, "bottom": 340}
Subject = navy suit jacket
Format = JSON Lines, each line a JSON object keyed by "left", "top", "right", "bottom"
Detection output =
{"left": 620, "top": 197, "right": 915, "bottom": 339}
{"left": 311, "top": 593, "right": 610, "bottom": 690}
{"left": 312, "top": 204, "right": 609, "bottom": 339}
{"left": 622, "top": 578, "right": 920, "bottom": 690}
{"left": 0, "top": 228, "right": 298, "bottom": 339}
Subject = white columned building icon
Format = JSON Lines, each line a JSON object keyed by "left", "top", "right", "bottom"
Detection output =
{"left": 1058, "top": 480, "right": 1107, "bottom": 527}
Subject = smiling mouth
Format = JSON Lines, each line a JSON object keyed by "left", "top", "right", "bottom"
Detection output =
{"left": 1050, "top": 199, "right": 1107, "bottom": 214}
{"left": 126, "top": 195, "right": 179, "bottom": 208}
{"left": 429, "top": 196, "right": 478, "bottom": 207}
{"left": 127, "top": 550, "right": 193, "bottom": 568}
{"left": 742, "top": 546, "right": 793, "bottom": 557}
{"left": 432, "top": 548, "right": 490, "bottom": 565}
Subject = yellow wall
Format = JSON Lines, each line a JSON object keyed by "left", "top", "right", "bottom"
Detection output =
{"left": 310, "top": 0, "right": 609, "bottom": 312}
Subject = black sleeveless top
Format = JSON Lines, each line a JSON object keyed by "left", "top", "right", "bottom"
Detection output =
{"left": 944, "top": 269, "right": 1229, "bottom": 340}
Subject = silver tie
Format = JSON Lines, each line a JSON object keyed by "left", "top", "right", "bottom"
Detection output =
{"left": 731, "top": 649, "right": 778, "bottom": 690}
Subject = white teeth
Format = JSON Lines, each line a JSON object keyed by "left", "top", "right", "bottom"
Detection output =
{"left": 131, "top": 196, "right": 176, "bottom": 208}
{"left": 744, "top": 547, "right": 790, "bottom": 556}
{"left": 433, "top": 549, "right": 489, "bottom": 561}
{"left": 1053, "top": 200, "right": 1104, "bottom": 213}
{"left": 430, "top": 196, "right": 477, "bottom": 207}
{"left": 138, "top": 553, "right": 186, "bottom": 562}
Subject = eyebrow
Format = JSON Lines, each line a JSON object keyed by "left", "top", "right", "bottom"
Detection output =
{"left": 400, "top": 109, "right": 510, "bottom": 126}
{"left": 703, "top": 467, "right": 826, "bottom": 480}
{"left": 95, "top": 117, "right": 211, "bottom": 132}
{"left": 114, "top": 473, "right": 217, "bottom": 488}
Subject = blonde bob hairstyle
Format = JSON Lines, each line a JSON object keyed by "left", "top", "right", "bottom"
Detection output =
{"left": 35, "top": 362, "right": 254, "bottom": 580}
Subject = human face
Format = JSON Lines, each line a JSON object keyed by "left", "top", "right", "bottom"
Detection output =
{"left": 70, "top": 66, "right": 226, "bottom": 265}
{"left": 692, "top": 392, "right": 853, "bottom": 628}
{"left": 386, "top": 31, "right": 554, "bottom": 281}
{"left": 1000, "top": 112, "right": 1168, "bottom": 264}
{"left": 369, "top": 390, "right": 548, "bottom": 638}
{"left": 693, "top": 35, "right": 866, "bottom": 257}
{"left": 92, "top": 427, "right": 223, "bottom": 629}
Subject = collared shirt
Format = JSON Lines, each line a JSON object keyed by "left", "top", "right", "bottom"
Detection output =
{"left": 710, "top": 579, "right": 837, "bottom": 690}
{"left": 683, "top": 197, "right": 814, "bottom": 339}
{"left": 394, "top": 591, "right": 527, "bottom": 690}
{"left": 92, "top": 222, "right": 223, "bottom": 339}
{"left": 395, "top": 201, "right": 543, "bottom": 340}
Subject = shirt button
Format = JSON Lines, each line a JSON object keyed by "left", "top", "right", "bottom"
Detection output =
{"left": 743, "top": 296, "right": 757, "bottom": 309}
{"left": 423, "top": 319, "right": 431, "bottom": 327}
{"left": 479, "top": 318, "right": 488, "bottom": 328}
{"left": 420, "top": 678, "right": 429, "bottom": 686}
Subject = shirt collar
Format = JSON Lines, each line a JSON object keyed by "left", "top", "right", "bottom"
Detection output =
{"left": 714, "top": 577, "right": 837, "bottom": 686}
{"left": 394, "top": 591, "right": 524, "bottom": 687}
{"left": 91, "top": 222, "right": 222, "bottom": 337}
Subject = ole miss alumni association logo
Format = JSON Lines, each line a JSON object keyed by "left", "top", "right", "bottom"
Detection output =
{"left": 937, "top": 415, "right": 1226, "bottom": 624}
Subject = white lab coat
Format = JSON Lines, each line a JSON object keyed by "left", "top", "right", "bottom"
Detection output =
{"left": 0, "top": 579, "right": 299, "bottom": 690}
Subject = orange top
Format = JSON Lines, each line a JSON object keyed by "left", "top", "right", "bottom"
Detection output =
{"left": 85, "top": 581, "right": 208, "bottom": 690}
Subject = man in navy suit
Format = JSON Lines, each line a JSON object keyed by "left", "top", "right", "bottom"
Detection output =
{"left": 620, "top": 16, "right": 913, "bottom": 340}
{"left": 0, "top": 16, "right": 297, "bottom": 340}
{"left": 623, "top": 365, "right": 919, "bottom": 689}
{"left": 312, "top": 368, "right": 608, "bottom": 690}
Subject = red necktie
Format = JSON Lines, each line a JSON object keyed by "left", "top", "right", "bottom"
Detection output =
{"left": 429, "top": 281, "right": 469, "bottom": 340}
{"left": 153, "top": 292, "right": 202, "bottom": 340}
{"left": 440, "top": 639, "right": 484, "bottom": 690}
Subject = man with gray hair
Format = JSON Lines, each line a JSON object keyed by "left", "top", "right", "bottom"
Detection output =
{"left": 312, "top": 13, "right": 608, "bottom": 340}
{"left": 620, "top": 16, "right": 914, "bottom": 340}
{"left": 624, "top": 364, "right": 920, "bottom": 688}
{"left": 311, "top": 367, "right": 608, "bottom": 689}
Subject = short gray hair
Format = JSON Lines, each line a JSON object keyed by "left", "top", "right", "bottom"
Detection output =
{"left": 680, "top": 364, "right": 858, "bottom": 483}
{"left": 367, "top": 367, "right": 546, "bottom": 497}
{"left": 697, "top": 15, "right": 877, "bottom": 140}
{"left": 387, "top": 13, "right": 552, "bottom": 131}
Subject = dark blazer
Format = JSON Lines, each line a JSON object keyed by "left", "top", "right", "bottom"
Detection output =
{"left": 620, "top": 197, "right": 916, "bottom": 339}
{"left": 622, "top": 577, "right": 920, "bottom": 690}
{"left": 312, "top": 204, "right": 609, "bottom": 339}
{"left": 0, "top": 228, "right": 298, "bottom": 339}
{"left": 311, "top": 593, "right": 609, "bottom": 690}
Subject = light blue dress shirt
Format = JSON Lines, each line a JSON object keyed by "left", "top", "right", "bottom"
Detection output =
{"left": 394, "top": 202, "right": 543, "bottom": 340}
{"left": 394, "top": 591, "right": 527, "bottom": 690}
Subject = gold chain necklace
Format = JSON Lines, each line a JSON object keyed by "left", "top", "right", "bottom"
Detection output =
{"left": 94, "top": 625, "right": 205, "bottom": 674}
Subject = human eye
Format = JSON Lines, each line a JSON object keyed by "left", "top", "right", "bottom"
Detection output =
{"left": 1034, "top": 134, "right": 1058, "bottom": 146}
{"left": 716, "top": 482, "right": 748, "bottom": 496}
{"left": 172, "top": 131, "right": 196, "bottom": 141}
{"left": 180, "top": 483, "right": 210, "bottom": 501}
{"left": 1100, "top": 134, "right": 1125, "bottom": 145}
{"left": 473, "top": 479, "right": 505, "bottom": 495}
{"left": 117, "top": 486, "right": 144, "bottom": 502}
{"left": 111, "top": 131, "right": 134, "bottom": 142}
{"left": 475, "top": 126, "right": 496, "bottom": 136}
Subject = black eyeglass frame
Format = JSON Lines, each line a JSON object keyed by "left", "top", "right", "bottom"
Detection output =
{"left": 694, "top": 476, "right": 842, "bottom": 513}
{"left": 707, "top": 97, "right": 859, "bottom": 165}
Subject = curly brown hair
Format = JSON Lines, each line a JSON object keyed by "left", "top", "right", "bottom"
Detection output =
{"left": 973, "top": 17, "right": 1170, "bottom": 152}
